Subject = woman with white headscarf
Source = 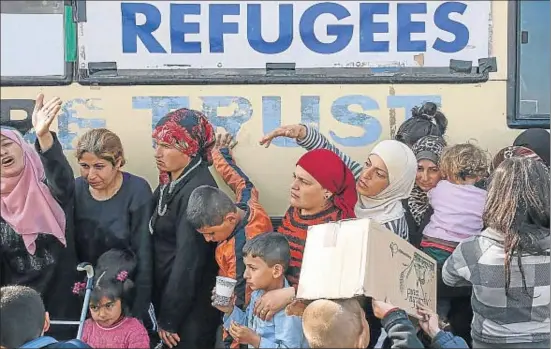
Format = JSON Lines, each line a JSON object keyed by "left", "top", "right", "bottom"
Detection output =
{"left": 260, "top": 125, "right": 417, "bottom": 240}
{"left": 259, "top": 125, "right": 417, "bottom": 349}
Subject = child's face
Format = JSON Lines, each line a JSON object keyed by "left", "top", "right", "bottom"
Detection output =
{"left": 243, "top": 255, "right": 283, "bottom": 290}
{"left": 89, "top": 296, "right": 122, "bottom": 328}
{"left": 197, "top": 213, "right": 239, "bottom": 243}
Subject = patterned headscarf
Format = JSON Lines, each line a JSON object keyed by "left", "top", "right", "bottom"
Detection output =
{"left": 491, "top": 146, "right": 543, "bottom": 172}
{"left": 152, "top": 108, "right": 215, "bottom": 185}
{"left": 409, "top": 136, "right": 447, "bottom": 227}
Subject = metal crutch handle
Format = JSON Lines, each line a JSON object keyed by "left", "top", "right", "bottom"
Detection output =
{"left": 76, "top": 263, "right": 94, "bottom": 340}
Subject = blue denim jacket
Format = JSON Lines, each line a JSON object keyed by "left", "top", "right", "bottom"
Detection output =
{"left": 223, "top": 279, "right": 307, "bottom": 348}
{"left": 432, "top": 331, "right": 470, "bottom": 349}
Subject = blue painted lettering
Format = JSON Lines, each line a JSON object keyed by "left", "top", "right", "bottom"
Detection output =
{"left": 299, "top": 2, "right": 353, "bottom": 54}
{"left": 359, "top": 3, "right": 390, "bottom": 52}
{"left": 397, "top": 3, "right": 427, "bottom": 52}
{"left": 387, "top": 95, "right": 442, "bottom": 120}
{"left": 57, "top": 99, "right": 106, "bottom": 150}
{"left": 121, "top": 2, "right": 473, "bottom": 56}
{"left": 132, "top": 96, "right": 190, "bottom": 132}
{"left": 247, "top": 4, "right": 293, "bottom": 54}
{"left": 209, "top": 4, "right": 240, "bottom": 53}
{"left": 261, "top": 96, "right": 320, "bottom": 148}
{"left": 200, "top": 96, "right": 252, "bottom": 136}
{"left": 330, "top": 95, "right": 382, "bottom": 147}
{"left": 121, "top": 2, "right": 166, "bottom": 54}
{"left": 171, "top": 4, "right": 201, "bottom": 53}
{"left": 433, "top": 2, "right": 469, "bottom": 53}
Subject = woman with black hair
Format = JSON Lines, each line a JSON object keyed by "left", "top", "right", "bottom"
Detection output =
{"left": 395, "top": 102, "right": 448, "bottom": 147}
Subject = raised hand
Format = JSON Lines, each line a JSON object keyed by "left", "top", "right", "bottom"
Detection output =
{"left": 32, "top": 93, "right": 62, "bottom": 138}
{"left": 259, "top": 124, "right": 307, "bottom": 148}
{"left": 214, "top": 133, "right": 238, "bottom": 151}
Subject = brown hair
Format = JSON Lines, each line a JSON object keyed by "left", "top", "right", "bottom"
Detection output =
{"left": 439, "top": 143, "right": 489, "bottom": 181}
{"left": 76, "top": 128, "right": 126, "bottom": 167}
{"left": 484, "top": 157, "right": 550, "bottom": 295}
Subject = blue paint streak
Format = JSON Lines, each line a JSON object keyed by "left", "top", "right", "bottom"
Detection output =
{"left": 57, "top": 98, "right": 106, "bottom": 150}
{"left": 200, "top": 96, "right": 252, "bottom": 136}
{"left": 23, "top": 129, "right": 37, "bottom": 144}
{"left": 132, "top": 96, "right": 190, "bottom": 132}
{"left": 330, "top": 95, "right": 382, "bottom": 147}
{"left": 262, "top": 96, "right": 290, "bottom": 147}
{"left": 387, "top": 95, "right": 442, "bottom": 120}
{"left": 261, "top": 96, "right": 320, "bottom": 148}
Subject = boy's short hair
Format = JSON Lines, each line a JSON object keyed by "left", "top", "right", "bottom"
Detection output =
{"left": 186, "top": 185, "right": 237, "bottom": 229}
{"left": 0, "top": 286, "right": 46, "bottom": 348}
{"left": 302, "top": 298, "right": 368, "bottom": 348}
{"left": 439, "top": 143, "right": 489, "bottom": 180}
{"left": 242, "top": 232, "right": 290, "bottom": 271}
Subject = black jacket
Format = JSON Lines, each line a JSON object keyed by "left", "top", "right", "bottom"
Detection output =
{"left": 151, "top": 160, "right": 220, "bottom": 348}
{"left": 0, "top": 133, "right": 80, "bottom": 339}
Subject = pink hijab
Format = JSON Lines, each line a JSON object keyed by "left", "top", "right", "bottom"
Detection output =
{"left": 0, "top": 128, "right": 66, "bottom": 254}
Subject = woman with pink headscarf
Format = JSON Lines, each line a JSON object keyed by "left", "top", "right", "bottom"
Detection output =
{"left": 0, "top": 94, "right": 79, "bottom": 339}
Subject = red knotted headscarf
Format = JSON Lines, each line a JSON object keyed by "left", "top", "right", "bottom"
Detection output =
{"left": 296, "top": 149, "right": 357, "bottom": 218}
{"left": 152, "top": 108, "right": 215, "bottom": 184}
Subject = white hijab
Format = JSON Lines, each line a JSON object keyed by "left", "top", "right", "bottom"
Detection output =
{"left": 355, "top": 140, "right": 417, "bottom": 223}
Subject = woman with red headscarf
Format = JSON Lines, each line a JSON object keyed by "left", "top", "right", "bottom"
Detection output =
{"left": 253, "top": 148, "right": 357, "bottom": 320}
{"left": 149, "top": 108, "right": 220, "bottom": 349}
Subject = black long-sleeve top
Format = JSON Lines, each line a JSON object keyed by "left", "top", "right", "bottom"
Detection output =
{"left": 0, "top": 133, "right": 80, "bottom": 329}
{"left": 151, "top": 161, "right": 220, "bottom": 341}
{"left": 74, "top": 171, "right": 153, "bottom": 318}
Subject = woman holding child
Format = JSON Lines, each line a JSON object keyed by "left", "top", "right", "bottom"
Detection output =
{"left": 0, "top": 94, "right": 80, "bottom": 339}
{"left": 149, "top": 108, "right": 220, "bottom": 349}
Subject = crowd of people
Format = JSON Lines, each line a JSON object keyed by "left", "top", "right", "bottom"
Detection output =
{"left": 0, "top": 94, "right": 549, "bottom": 349}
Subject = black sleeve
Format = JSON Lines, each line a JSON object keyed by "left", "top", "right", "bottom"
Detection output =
{"left": 129, "top": 184, "right": 154, "bottom": 319}
{"left": 157, "top": 195, "right": 211, "bottom": 333}
{"left": 35, "top": 132, "right": 75, "bottom": 207}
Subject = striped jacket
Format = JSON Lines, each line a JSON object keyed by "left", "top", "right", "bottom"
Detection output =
{"left": 296, "top": 125, "right": 410, "bottom": 240}
{"left": 443, "top": 227, "right": 550, "bottom": 344}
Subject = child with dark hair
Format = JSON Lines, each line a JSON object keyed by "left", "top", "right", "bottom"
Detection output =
{"left": 212, "top": 232, "right": 306, "bottom": 348}
{"left": 395, "top": 102, "right": 448, "bottom": 147}
{"left": 1, "top": 285, "right": 90, "bottom": 349}
{"left": 73, "top": 250, "right": 149, "bottom": 348}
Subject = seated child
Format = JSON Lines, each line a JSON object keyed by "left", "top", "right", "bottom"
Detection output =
{"left": 0, "top": 285, "right": 90, "bottom": 349}
{"left": 73, "top": 249, "right": 149, "bottom": 349}
{"left": 212, "top": 232, "right": 306, "bottom": 348}
{"left": 187, "top": 134, "right": 272, "bottom": 347}
{"left": 420, "top": 143, "right": 488, "bottom": 318}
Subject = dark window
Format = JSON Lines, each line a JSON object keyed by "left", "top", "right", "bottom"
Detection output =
{"left": 508, "top": 0, "right": 550, "bottom": 128}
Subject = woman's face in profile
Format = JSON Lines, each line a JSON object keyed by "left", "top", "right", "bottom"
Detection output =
{"left": 153, "top": 140, "right": 191, "bottom": 174}
{"left": 289, "top": 165, "right": 327, "bottom": 213}
{"left": 356, "top": 155, "right": 389, "bottom": 197}
{"left": 416, "top": 159, "right": 442, "bottom": 192}
{"left": 0, "top": 135, "right": 25, "bottom": 178}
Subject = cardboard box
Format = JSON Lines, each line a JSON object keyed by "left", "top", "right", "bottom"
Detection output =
{"left": 296, "top": 218, "right": 437, "bottom": 315}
